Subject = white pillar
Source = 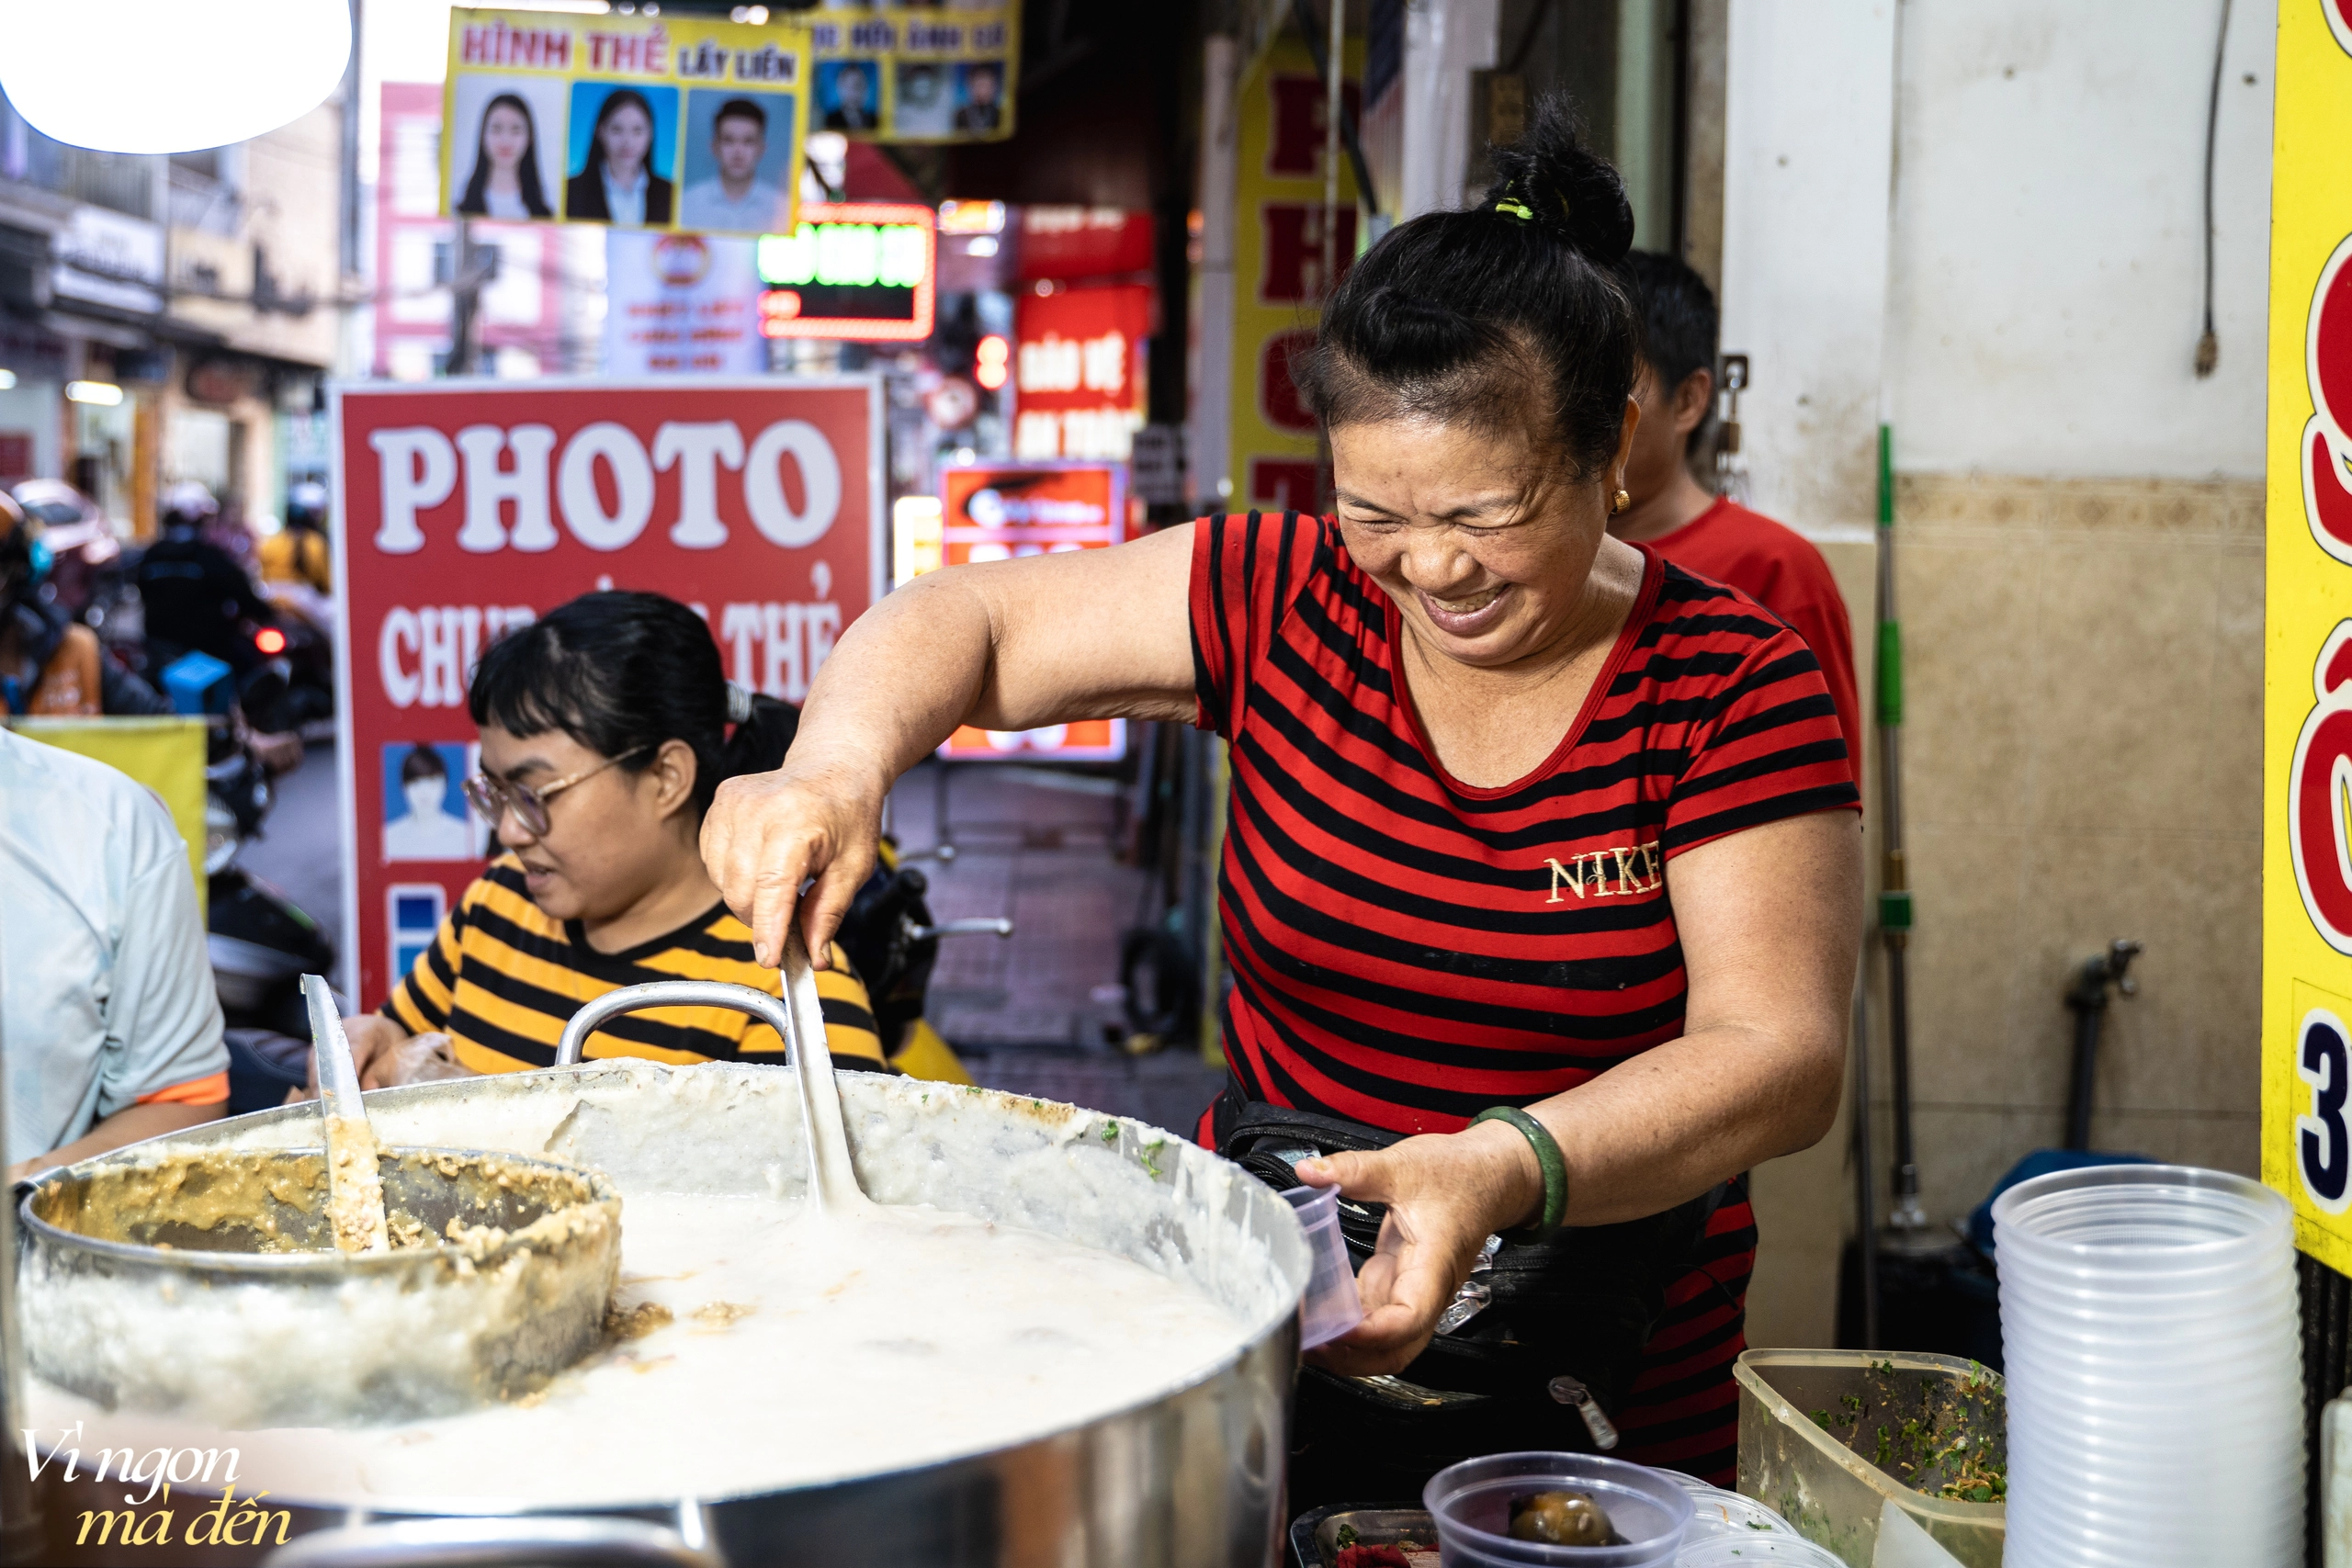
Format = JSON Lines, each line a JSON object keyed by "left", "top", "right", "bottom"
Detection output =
{"left": 1397, "top": 0, "right": 1498, "bottom": 220}
{"left": 1717, "top": 0, "right": 1898, "bottom": 533}
{"left": 1189, "top": 35, "right": 1239, "bottom": 507}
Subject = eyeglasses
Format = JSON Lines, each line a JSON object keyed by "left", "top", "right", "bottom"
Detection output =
{"left": 462, "top": 746, "right": 650, "bottom": 839}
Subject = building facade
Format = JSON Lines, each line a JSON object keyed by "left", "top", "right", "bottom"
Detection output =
{"left": 0, "top": 82, "right": 356, "bottom": 535}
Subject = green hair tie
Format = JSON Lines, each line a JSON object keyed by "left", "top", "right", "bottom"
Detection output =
{"left": 1494, "top": 199, "right": 1535, "bottom": 220}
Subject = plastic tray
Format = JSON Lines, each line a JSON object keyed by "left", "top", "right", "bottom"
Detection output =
{"left": 1733, "top": 1350, "right": 2005, "bottom": 1568}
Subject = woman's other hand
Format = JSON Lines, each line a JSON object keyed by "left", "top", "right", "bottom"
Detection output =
{"left": 380, "top": 1031, "right": 473, "bottom": 1087}
{"left": 1293, "top": 1120, "right": 1542, "bottom": 1377}
{"left": 297, "top": 1013, "right": 414, "bottom": 1099}
{"left": 701, "top": 761, "right": 883, "bottom": 969}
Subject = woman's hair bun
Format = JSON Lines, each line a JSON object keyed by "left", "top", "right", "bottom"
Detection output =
{"left": 1485, "top": 95, "right": 1634, "bottom": 267}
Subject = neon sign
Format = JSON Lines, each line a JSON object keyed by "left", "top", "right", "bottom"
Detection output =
{"left": 756, "top": 200, "right": 936, "bottom": 342}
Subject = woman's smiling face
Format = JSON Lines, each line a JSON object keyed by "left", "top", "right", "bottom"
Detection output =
{"left": 1329, "top": 407, "right": 1636, "bottom": 670}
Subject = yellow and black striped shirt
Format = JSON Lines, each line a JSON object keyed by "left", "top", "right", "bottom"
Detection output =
{"left": 382, "top": 856, "right": 888, "bottom": 1075}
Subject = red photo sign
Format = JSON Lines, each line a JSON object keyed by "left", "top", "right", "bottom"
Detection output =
{"left": 330, "top": 376, "right": 884, "bottom": 1007}
{"left": 934, "top": 461, "right": 1125, "bottom": 762}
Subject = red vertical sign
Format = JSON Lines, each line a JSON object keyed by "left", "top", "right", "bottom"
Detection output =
{"left": 331, "top": 377, "right": 884, "bottom": 1007}
{"left": 934, "top": 461, "right": 1126, "bottom": 762}
{"left": 1012, "top": 284, "right": 1153, "bottom": 461}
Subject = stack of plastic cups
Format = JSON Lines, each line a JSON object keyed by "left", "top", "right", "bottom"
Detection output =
{"left": 1993, "top": 1165, "right": 2301, "bottom": 1568}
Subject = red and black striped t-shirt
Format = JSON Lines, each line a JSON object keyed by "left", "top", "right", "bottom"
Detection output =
{"left": 1188, "top": 512, "right": 1858, "bottom": 1481}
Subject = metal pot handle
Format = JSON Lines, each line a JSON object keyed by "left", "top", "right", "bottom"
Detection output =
{"left": 262, "top": 1511, "right": 723, "bottom": 1567}
{"left": 548, "top": 946, "right": 861, "bottom": 1212}
{"left": 554, "top": 979, "right": 799, "bottom": 1070}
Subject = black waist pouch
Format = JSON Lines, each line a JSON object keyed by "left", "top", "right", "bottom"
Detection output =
{"left": 1214, "top": 1086, "right": 1737, "bottom": 1508}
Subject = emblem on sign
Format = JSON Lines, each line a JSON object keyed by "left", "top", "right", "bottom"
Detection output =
{"left": 2290, "top": 622, "right": 2352, "bottom": 953}
{"left": 2304, "top": 232, "right": 2352, "bottom": 562}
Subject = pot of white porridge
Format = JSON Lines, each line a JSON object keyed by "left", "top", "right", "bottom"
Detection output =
{"left": 17, "top": 1041, "right": 1307, "bottom": 1567}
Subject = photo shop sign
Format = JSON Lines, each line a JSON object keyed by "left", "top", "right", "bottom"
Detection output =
{"left": 330, "top": 377, "right": 884, "bottom": 1009}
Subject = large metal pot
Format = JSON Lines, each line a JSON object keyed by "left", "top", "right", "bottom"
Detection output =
{"left": 18, "top": 1054, "right": 1307, "bottom": 1568}
{"left": 20, "top": 1146, "right": 620, "bottom": 1427}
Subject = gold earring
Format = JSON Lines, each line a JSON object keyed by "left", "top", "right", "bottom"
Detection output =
{"left": 1611, "top": 488, "right": 1631, "bottom": 514}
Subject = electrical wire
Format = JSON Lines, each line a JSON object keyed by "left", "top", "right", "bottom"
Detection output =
{"left": 1502, "top": 0, "right": 1561, "bottom": 77}
{"left": 2196, "top": 0, "right": 2233, "bottom": 378}
{"left": 1289, "top": 0, "right": 1381, "bottom": 216}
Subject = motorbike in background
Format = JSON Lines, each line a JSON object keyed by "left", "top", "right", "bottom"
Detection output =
{"left": 7, "top": 479, "right": 143, "bottom": 671}
{"left": 156, "top": 648, "right": 340, "bottom": 1111}
{"left": 836, "top": 839, "right": 1010, "bottom": 1084}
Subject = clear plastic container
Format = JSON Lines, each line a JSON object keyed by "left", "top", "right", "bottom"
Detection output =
{"left": 1423, "top": 1452, "right": 1694, "bottom": 1568}
{"left": 1674, "top": 1536, "right": 1846, "bottom": 1567}
{"left": 1733, "top": 1350, "right": 2006, "bottom": 1568}
{"left": 1282, "top": 1184, "right": 1363, "bottom": 1349}
{"left": 1676, "top": 1484, "right": 1797, "bottom": 1541}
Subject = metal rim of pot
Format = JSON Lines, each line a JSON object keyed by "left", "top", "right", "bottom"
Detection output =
{"left": 18, "top": 1145, "right": 619, "bottom": 1278}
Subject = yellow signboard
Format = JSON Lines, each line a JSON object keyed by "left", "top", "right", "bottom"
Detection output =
{"left": 803, "top": 7, "right": 1019, "bottom": 145}
{"left": 1227, "top": 37, "right": 1360, "bottom": 515}
{"left": 7, "top": 717, "right": 209, "bottom": 909}
{"left": 443, "top": 9, "right": 811, "bottom": 237}
{"left": 2261, "top": 0, "right": 2352, "bottom": 1272}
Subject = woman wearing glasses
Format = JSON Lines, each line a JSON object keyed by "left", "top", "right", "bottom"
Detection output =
{"left": 328, "top": 592, "right": 889, "bottom": 1087}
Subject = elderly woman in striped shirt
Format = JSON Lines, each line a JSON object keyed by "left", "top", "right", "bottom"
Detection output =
{"left": 704, "top": 102, "right": 1860, "bottom": 1497}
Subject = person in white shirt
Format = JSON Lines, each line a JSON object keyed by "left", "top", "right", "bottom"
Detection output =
{"left": 0, "top": 728, "right": 229, "bottom": 1179}
{"left": 566, "top": 88, "right": 673, "bottom": 226}
{"left": 455, "top": 93, "right": 553, "bottom": 220}
{"left": 383, "top": 743, "right": 478, "bottom": 862}
{"left": 681, "top": 97, "right": 787, "bottom": 235}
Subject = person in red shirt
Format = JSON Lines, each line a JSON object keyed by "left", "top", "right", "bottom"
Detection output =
{"left": 1611, "top": 252, "right": 1863, "bottom": 784}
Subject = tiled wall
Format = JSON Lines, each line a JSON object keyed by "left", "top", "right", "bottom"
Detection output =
{"left": 1880, "top": 472, "right": 2264, "bottom": 1223}
{"left": 1742, "top": 474, "right": 2262, "bottom": 1349}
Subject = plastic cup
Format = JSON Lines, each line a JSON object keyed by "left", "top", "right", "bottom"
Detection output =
{"left": 1422, "top": 1452, "right": 1692, "bottom": 1567}
{"left": 1282, "top": 1184, "right": 1363, "bottom": 1349}
{"left": 1993, "top": 1164, "right": 2301, "bottom": 1568}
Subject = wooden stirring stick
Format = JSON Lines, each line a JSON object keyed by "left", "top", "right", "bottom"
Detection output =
{"left": 303, "top": 975, "right": 390, "bottom": 1254}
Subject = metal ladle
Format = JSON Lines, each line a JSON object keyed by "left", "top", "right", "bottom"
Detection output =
{"left": 302, "top": 973, "right": 390, "bottom": 1253}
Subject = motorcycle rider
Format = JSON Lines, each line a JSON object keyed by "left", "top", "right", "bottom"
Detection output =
{"left": 136, "top": 481, "right": 279, "bottom": 675}
{"left": 0, "top": 491, "right": 170, "bottom": 716}
{"left": 259, "top": 479, "right": 334, "bottom": 596}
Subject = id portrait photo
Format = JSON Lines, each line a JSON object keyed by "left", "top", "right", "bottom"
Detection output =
{"left": 564, "top": 83, "right": 677, "bottom": 226}
{"left": 449, "top": 75, "right": 567, "bottom": 220}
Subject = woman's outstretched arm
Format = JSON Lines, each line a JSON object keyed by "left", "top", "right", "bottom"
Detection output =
{"left": 702, "top": 522, "right": 1199, "bottom": 967}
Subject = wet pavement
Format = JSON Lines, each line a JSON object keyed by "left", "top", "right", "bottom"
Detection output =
{"left": 242, "top": 735, "right": 346, "bottom": 956}
{"left": 888, "top": 757, "right": 1226, "bottom": 1136}
{"left": 247, "top": 740, "right": 1225, "bottom": 1138}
